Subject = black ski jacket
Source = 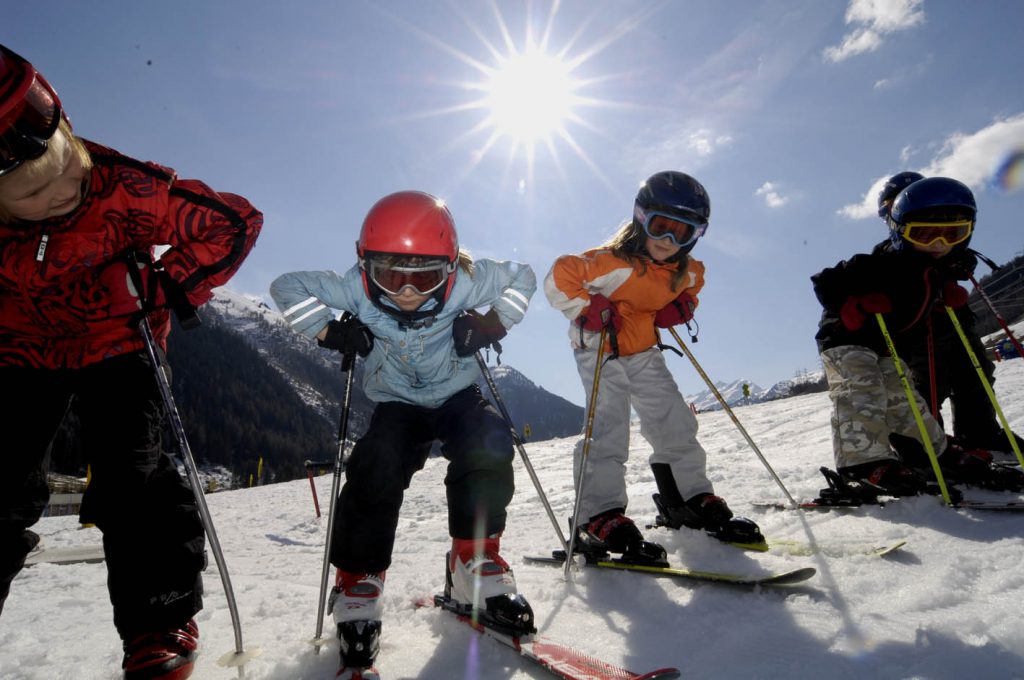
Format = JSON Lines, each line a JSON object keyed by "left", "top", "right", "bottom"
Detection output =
{"left": 811, "top": 240, "right": 974, "bottom": 356}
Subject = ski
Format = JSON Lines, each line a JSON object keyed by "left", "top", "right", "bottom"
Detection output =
{"left": 767, "top": 539, "right": 907, "bottom": 557}
{"left": 24, "top": 544, "right": 105, "bottom": 566}
{"left": 424, "top": 594, "right": 681, "bottom": 680}
{"left": 751, "top": 498, "right": 1024, "bottom": 512}
{"left": 525, "top": 551, "right": 815, "bottom": 587}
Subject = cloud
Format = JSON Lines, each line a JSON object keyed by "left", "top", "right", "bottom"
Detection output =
{"left": 755, "top": 181, "right": 790, "bottom": 208}
{"left": 837, "top": 112, "right": 1024, "bottom": 218}
{"left": 623, "top": 123, "right": 734, "bottom": 176}
{"left": 688, "top": 129, "right": 735, "bottom": 157}
{"left": 823, "top": 0, "right": 925, "bottom": 63}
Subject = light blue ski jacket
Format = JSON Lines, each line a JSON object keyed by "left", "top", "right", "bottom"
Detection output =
{"left": 269, "top": 259, "right": 535, "bottom": 408}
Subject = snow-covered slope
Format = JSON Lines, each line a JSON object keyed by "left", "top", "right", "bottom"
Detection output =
{"left": 4, "top": 361, "right": 1024, "bottom": 679}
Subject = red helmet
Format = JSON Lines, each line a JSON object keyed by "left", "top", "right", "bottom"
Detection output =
{"left": 0, "top": 44, "right": 65, "bottom": 177}
{"left": 357, "top": 191, "right": 460, "bottom": 305}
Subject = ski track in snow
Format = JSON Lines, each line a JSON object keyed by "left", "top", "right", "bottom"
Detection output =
{"left": 3, "top": 361, "right": 1024, "bottom": 679}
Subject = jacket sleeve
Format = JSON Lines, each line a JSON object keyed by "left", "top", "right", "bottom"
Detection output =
{"left": 544, "top": 250, "right": 633, "bottom": 322}
{"left": 810, "top": 253, "right": 880, "bottom": 312}
{"left": 153, "top": 178, "right": 263, "bottom": 306}
{"left": 269, "top": 266, "right": 365, "bottom": 339}
{"left": 459, "top": 259, "right": 536, "bottom": 328}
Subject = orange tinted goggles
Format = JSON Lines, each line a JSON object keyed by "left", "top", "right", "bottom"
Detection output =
{"left": 901, "top": 219, "right": 973, "bottom": 247}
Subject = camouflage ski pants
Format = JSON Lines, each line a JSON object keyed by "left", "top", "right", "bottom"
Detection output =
{"left": 821, "top": 345, "right": 947, "bottom": 469}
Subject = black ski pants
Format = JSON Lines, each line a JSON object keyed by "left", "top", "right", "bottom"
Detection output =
{"left": 331, "top": 385, "right": 514, "bottom": 574}
{"left": 0, "top": 351, "right": 205, "bottom": 640}
{"left": 908, "top": 310, "right": 999, "bottom": 444}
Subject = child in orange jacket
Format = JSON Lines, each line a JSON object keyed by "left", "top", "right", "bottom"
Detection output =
{"left": 544, "top": 171, "right": 762, "bottom": 559}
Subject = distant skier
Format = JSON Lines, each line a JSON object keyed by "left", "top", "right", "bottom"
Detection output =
{"left": 545, "top": 170, "right": 764, "bottom": 559}
{"left": 812, "top": 176, "right": 1022, "bottom": 495}
{"left": 270, "top": 190, "right": 536, "bottom": 680}
{"left": 0, "top": 44, "right": 263, "bottom": 680}
{"left": 876, "top": 172, "right": 1024, "bottom": 462}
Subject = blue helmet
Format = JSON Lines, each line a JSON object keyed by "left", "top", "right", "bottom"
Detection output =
{"left": 888, "top": 176, "right": 976, "bottom": 250}
{"left": 633, "top": 171, "right": 710, "bottom": 255}
{"left": 877, "top": 171, "right": 924, "bottom": 219}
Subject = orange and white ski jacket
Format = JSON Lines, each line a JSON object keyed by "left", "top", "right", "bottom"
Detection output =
{"left": 544, "top": 247, "right": 705, "bottom": 357}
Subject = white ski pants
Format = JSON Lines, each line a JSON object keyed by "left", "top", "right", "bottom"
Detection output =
{"left": 572, "top": 347, "right": 713, "bottom": 521}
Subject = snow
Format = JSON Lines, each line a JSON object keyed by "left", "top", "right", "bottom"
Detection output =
{"left": 3, "top": 360, "right": 1024, "bottom": 679}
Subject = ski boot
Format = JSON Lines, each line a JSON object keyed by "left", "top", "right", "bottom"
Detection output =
{"left": 937, "top": 444, "right": 1024, "bottom": 492}
{"left": 652, "top": 493, "right": 766, "bottom": 547}
{"left": 958, "top": 429, "right": 1024, "bottom": 463}
{"left": 329, "top": 570, "right": 384, "bottom": 678}
{"left": 575, "top": 509, "right": 668, "bottom": 566}
{"left": 122, "top": 618, "right": 199, "bottom": 680}
{"left": 445, "top": 535, "right": 535, "bottom": 636}
{"left": 837, "top": 458, "right": 930, "bottom": 497}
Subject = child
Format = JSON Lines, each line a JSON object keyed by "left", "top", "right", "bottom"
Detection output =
{"left": 544, "top": 170, "right": 763, "bottom": 560}
{"left": 878, "top": 173, "right": 1024, "bottom": 462}
{"left": 0, "top": 44, "right": 263, "bottom": 680}
{"left": 812, "top": 176, "right": 1020, "bottom": 494}
{"left": 270, "top": 190, "right": 536, "bottom": 680}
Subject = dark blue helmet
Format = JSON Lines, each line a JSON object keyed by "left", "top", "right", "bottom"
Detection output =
{"left": 889, "top": 176, "right": 976, "bottom": 251}
{"left": 633, "top": 171, "right": 710, "bottom": 255}
{"left": 877, "top": 171, "right": 925, "bottom": 219}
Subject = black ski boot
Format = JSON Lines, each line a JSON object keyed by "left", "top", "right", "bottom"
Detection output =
{"left": 937, "top": 445, "right": 1024, "bottom": 492}
{"left": 838, "top": 458, "right": 930, "bottom": 497}
{"left": 336, "top": 620, "right": 381, "bottom": 680}
{"left": 652, "top": 493, "right": 766, "bottom": 547}
{"left": 574, "top": 509, "right": 668, "bottom": 566}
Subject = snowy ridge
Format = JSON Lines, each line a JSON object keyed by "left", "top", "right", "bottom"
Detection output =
{"left": 6, "top": 361, "right": 1024, "bottom": 678}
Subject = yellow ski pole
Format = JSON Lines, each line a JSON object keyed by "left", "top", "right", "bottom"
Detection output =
{"left": 564, "top": 326, "right": 608, "bottom": 580}
{"left": 945, "top": 306, "right": 1024, "bottom": 468}
{"left": 874, "top": 314, "right": 954, "bottom": 505}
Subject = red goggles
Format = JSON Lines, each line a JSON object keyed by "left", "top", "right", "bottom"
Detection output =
{"left": 368, "top": 258, "right": 454, "bottom": 296}
{"left": 0, "top": 47, "right": 63, "bottom": 177}
{"left": 901, "top": 219, "right": 973, "bottom": 247}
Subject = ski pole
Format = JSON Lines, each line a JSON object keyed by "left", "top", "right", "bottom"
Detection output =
{"left": 873, "top": 314, "right": 955, "bottom": 505}
{"left": 474, "top": 352, "right": 569, "bottom": 554}
{"left": 666, "top": 327, "right": 798, "bottom": 507}
{"left": 564, "top": 326, "right": 609, "bottom": 580}
{"left": 313, "top": 346, "right": 358, "bottom": 651}
{"left": 945, "top": 306, "right": 1024, "bottom": 468}
{"left": 138, "top": 316, "right": 257, "bottom": 668}
{"left": 969, "top": 274, "right": 1024, "bottom": 360}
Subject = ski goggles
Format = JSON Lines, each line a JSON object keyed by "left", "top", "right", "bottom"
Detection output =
{"left": 0, "top": 48, "right": 62, "bottom": 177}
{"left": 900, "top": 219, "right": 973, "bottom": 247}
{"left": 635, "top": 206, "right": 707, "bottom": 249}
{"left": 368, "top": 257, "right": 455, "bottom": 296}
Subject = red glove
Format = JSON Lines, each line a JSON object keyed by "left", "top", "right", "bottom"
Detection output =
{"left": 654, "top": 292, "right": 696, "bottom": 328}
{"left": 577, "top": 294, "right": 622, "bottom": 332}
{"left": 839, "top": 293, "right": 892, "bottom": 331}
{"left": 942, "top": 282, "right": 969, "bottom": 309}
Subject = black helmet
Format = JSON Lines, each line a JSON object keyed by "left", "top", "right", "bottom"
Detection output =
{"left": 633, "top": 171, "right": 710, "bottom": 255}
{"left": 877, "top": 171, "right": 924, "bottom": 219}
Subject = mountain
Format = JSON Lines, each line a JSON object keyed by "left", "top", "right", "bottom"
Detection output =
{"left": 158, "top": 289, "right": 582, "bottom": 485}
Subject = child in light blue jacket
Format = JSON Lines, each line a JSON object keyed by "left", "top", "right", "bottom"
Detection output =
{"left": 270, "top": 190, "right": 535, "bottom": 679}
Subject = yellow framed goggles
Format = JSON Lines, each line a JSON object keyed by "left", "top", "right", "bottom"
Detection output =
{"left": 900, "top": 219, "right": 973, "bottom": 247}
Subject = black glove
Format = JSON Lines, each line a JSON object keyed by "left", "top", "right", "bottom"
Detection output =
{"left": 944, "top": 250, "right": 978, "bottom": 280}
{"left": 318, "top": 316, "right": 374, "bottom": 357}
{"left": 452, "top": 309, "right": 508, "bottom": 357}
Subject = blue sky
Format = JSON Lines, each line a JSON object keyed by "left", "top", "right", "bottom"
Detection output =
{"left": 9, "top": 1, "right": 1024, "bottom": 406}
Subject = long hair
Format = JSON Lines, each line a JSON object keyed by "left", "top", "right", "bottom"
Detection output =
{"left": 601, "top": 219, "right": 691, "bottom": 291}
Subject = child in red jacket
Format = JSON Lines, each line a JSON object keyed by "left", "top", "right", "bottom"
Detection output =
{"left": 0, "top": 44, "right": 262, "bottom": 680}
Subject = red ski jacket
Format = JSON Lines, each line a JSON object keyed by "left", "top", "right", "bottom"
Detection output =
{"left": 0, "top": 140, "right": 262, "bottom": 368}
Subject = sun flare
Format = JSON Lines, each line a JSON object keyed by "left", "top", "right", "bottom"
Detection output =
{"left": 484, "top": 50, "right": 577, "bottom": 143}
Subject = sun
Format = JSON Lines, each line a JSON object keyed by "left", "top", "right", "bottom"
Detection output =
{"left": 484, "top": 49, "right": 577, "bottom": 144}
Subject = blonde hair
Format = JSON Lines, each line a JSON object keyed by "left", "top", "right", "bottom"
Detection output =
{"left": 0, "top": 120, "right": 92, "bottom": 223}
{"left": 601, "top": 219, "right": 690, "bottom": 291}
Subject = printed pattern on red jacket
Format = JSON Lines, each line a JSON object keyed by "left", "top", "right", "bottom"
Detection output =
{"left": 0, "top": 140, "right": 262, "bottom": 368}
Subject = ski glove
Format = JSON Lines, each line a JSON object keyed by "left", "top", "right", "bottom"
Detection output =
{"left": 576, "top": 294, "right": 622, "bottom": 332}
{"left": 839, "top": 293, "right": 892, "bottom": 331}
{"left": 941, "top": 282, "right": 970, "bottom": 309}
{"left": 654, "top": 292, "right": 696, "bottom": 328}
{"left": 319, "top": 316, "right": 374, "bottom": 357}
{"left": 452, "top": 308, "right": 507, "bottom": 357}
